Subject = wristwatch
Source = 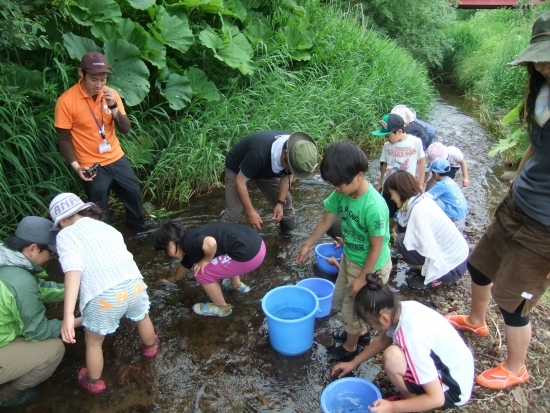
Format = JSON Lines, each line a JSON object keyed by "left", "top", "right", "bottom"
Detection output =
{"left": 276, "top": 199, "right": 287, "bottom": 206}
{"left": 108, "top": 102, "right": 118, "bottom": 110}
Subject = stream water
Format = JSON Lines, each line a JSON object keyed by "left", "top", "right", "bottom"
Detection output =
{"left": 22, "top": 89, "right": 509, "bottom": 413}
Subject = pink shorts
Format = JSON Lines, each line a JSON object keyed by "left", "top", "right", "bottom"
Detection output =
{"left": 195, "top": 241, "right": 266, "bottom": 284}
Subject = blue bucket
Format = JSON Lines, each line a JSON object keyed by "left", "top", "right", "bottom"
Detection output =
{"left": 261, "top": 285, "right": 319, "bottom": 356}
{"left": 321, "top": 378, "right": 382, "bottom": 413}
{"left": 296, "top": 278, "right": 335, "bottom": 318}
{"left": 315, "top": 243, "right": 343, "bottom": 275}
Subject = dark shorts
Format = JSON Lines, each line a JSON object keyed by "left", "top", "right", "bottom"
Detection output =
{"left": 448, "top": 166, "right": 460, "bottom": 179}
{"left": 468, "top": 189, "right": 550, "bottom": 316}
{"left": 404, "top": 366, "right": 459, "bottom": 409}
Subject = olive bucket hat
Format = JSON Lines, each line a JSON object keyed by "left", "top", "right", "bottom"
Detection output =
{"left": 286, "top": 132, "right": 318, "bottom": 179}
{"left": 509, "top": 11, "right": 550, "bottom": 66}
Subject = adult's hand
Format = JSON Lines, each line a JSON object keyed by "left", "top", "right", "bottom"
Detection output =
{"left": 71, "top": 162, "right": 94, "bottom": 182}
{"left": 247, "top": 210, "right": 263, "bottom": 229}
{"left": 272, "top": 204, "right": 283, "bottom": 223}
{"left": 102, "top": 87, "right": 117, "bottom": 107}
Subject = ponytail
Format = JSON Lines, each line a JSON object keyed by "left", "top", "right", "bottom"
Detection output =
{"left": 354, "top": 272, "right": 400, "bottom": 321}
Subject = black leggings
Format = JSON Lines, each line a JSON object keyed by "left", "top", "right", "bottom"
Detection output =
{"left": 467, "top": 262, "right": 529, "bottom": 327}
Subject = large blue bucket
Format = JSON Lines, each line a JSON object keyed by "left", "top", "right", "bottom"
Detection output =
{"left": 296, "top": 278, "right": 335, "bottom": 318}
{"left": 321, "top": 378, "right": 382, "bottom": 412}
{"left": 261, "top": 285, "right": 319, "bottom": 356}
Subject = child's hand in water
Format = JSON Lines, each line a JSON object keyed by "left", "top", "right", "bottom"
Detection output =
{"left": 296, "top": 245, "right": 312, "bottom": 263}
{"left": 368, "top": 398, "right": 392, "bottom": 413}
{"left": 193, "top": 260, "right": 209, "bottom": 276}
{"left": 327, "top": 256, "right": 339, "bottom": 267}
{"left": 331, "top": 362, "right": 354, "bottom": 378}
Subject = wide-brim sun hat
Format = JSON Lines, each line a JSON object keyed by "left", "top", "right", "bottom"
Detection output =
{"left": 286, "top": 132, "right": 319, "bottom": 179}
{"left": 509, "top": 11, "right": 550, "bottom": 66}
{"left": 49, "top": 193, "right": 95, "bottom": 230}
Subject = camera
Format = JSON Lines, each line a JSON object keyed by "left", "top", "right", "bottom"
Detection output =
{"left": 83, "top": 163, "right": 101, "bottom": 178}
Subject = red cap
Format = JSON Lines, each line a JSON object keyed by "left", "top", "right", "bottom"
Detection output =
{"left": 79, "top": 52, "right": 111, "bottom": 74}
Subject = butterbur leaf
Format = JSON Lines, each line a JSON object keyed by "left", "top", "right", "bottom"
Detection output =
{"left": 147, "top": 6, "right": 194, "bottom": 54}
{"left": 104, "top": 39, "right": 150, "bottom": 106}
{"left": 289, "top": 50, "right": 311, "bottom": 61}
{"left": 245, "top": 23, "right": 274, "bottom": 46}
{"left": 184, "top": 67, "right": 220, "bottom": 102}
{"left": 159, "top": 73, "right": 193, "bottom": 110}
{"left": 501, "top": 102, "right": 522, "bottom": 125}
{"left": 63, "top": 33, "right": 101, "bottom": 60}
{"left": 68, "top": 0, "right": 122, "bottom": 26}
{"left": 280, "top": 26, "right": 313, "bottom": 51}
{"left": 126, "top": 0, "right": 156, "bottom": 10}
{"left": 199, "top": 29, "right": 225, "bottom": 51}
{"left": 179, "top": 0, "right": 224, "bottom": 14}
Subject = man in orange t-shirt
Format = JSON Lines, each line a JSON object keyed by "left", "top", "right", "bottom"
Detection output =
{"left": 54, "top": 52, "right": 145, "bottom": 228}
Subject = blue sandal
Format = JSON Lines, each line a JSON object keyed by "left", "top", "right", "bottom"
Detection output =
{"left": 192, "top": 303, "right": 232, "bottom": 317}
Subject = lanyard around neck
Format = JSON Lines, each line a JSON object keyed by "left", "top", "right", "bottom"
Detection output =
{"left": 85, "top": 97, "right": 105, "bottom": 140}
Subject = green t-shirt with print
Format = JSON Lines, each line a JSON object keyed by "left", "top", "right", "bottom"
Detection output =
{"left": 324, "top": 183, "right": 390, "bottom": 269}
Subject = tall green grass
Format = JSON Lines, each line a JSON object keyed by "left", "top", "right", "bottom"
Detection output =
{"left": 0, "top": 0, "right": 434, "bottom": 237}
{"left": 126, "top": 0, "right": 434, "bottom": 207}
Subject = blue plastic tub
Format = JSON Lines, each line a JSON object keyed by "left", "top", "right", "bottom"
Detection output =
{"left": 296, "top": 278, "right": 335, "bottom": 318}
{"left": 315, "top": 243, "right": 343, "bottom": 275}
{"left": 261, "top": 285, "right": 319, "bottom": 356}
{"left": 321, "top": 378, "right": 382, "bottom": 413}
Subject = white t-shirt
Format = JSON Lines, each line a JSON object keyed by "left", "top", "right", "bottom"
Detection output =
{"left": 57, "top": 217, "right": 143, "bottom": 313}
{"left": 380, "top": 134, "right": 425, "bottom": 179}
{"left": 446, "top": 146, "right": 464, "bottom": 167}
{"left": 386, "top": 301, "right": 474, "bottom": 406}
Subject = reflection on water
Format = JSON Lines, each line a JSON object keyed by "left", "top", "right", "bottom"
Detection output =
{"left": 27, "top": 93, "right": 507, "bottom": 413}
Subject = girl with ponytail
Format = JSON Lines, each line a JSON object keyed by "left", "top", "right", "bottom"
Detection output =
{"left": 332, "top": 273, "right": 474, "bottom": 412}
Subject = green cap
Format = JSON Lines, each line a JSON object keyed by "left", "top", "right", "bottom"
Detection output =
{"left": 371, "top": 114, "right": 405, "bottom": 136}
{"left": 287, "top": 132, "right": 318, "bottom": 179}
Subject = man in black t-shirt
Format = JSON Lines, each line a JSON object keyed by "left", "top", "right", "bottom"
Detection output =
{"left": 222, "top": 130, "right": 318, "bottom": 232}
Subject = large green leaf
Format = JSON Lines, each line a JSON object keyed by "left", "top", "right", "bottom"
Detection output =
{"left": 158, "top": 73, "right": 193, "bottom": 110}
{"left": 62, "top": 33, "right": 101, "bottom": 60}
{"left": 68, "top": 0, "right": 122, "bottom": 26}
{"left": 244, "top": 23, "right": 274, "bottom": 46}
{"left": 199, "top": 29, "right": 254, "bottom": 75}
{"left": 92, "top": 19, "right": 166, "bottom": 69}
{"left": 184, "top": 67, "right": 220, "bottom": 102}
{"left": 147, "top": 6, "right": 193, "bottom": 54}
{"left": 501, "top": 102, "right": 522, "bottom": 125}
{"left": 104, "top": 39, "right": 150, "bottom": 106}
{"left": 179, "top": 0, "right": 224, "bottom": 14}
{"left": 126, "top": 0, "right": 156, "bottom": 10}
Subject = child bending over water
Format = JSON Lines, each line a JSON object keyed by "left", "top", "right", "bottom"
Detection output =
{"left": 50, "top": 193, "right": 159, "bottom": 394}
{"left": 332, "top": 273, "right": 474, "bottom": 412}
{"left": 154, "top": 222, "right": 265, "bottom": 317}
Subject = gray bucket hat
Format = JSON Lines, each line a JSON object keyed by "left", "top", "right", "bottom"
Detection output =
{"left": 509, "top": 11, "right": 550, "bottom": 66}
{"left": 286, "top": 132, "right": 319, "bottom": 179}
{"left": 15, "top": 216, "right": 57, "bottom": 253}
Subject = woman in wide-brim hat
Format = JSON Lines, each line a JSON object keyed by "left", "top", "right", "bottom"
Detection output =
{"left": 446, "top": 12, "right": 550, "bottom": 391}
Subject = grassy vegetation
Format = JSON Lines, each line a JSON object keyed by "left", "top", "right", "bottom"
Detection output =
{"left": 0, "top": 0, "right": 433, "bottom": 238}
{"left": 440, "top": 4, "right": 550, "bottom": 162}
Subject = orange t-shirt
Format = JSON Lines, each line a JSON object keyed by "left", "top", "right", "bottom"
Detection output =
{"left": 54, "top": 79, "right": 126, "bottom": 167}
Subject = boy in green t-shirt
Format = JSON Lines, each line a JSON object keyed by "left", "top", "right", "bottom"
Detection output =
{"left": 297, "top": 141, "right": 391, "bottom": 361}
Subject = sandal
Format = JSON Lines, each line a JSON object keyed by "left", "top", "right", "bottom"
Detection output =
{"left": 192, "top": 303, "right": 232, "bottom": 317}
{"left": 77, "top": 368, "right": 107, "bottom": 394}
{"left": 332, "top": 329, "right": 371, "bottom": 345}
{"left": 476, "top": 363, "right": 529, "bottom": 390}
{"left": 327, "top": 344, "right": 359, "bottom": 361}
{"left": 445, "top": 314, "right": 489, "bottom": 337}
{"left": 221, "top": 278, "right": 251, "bottom": 292}
{"left": 142, "top": 335, "right": 160, "bottom": 357}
